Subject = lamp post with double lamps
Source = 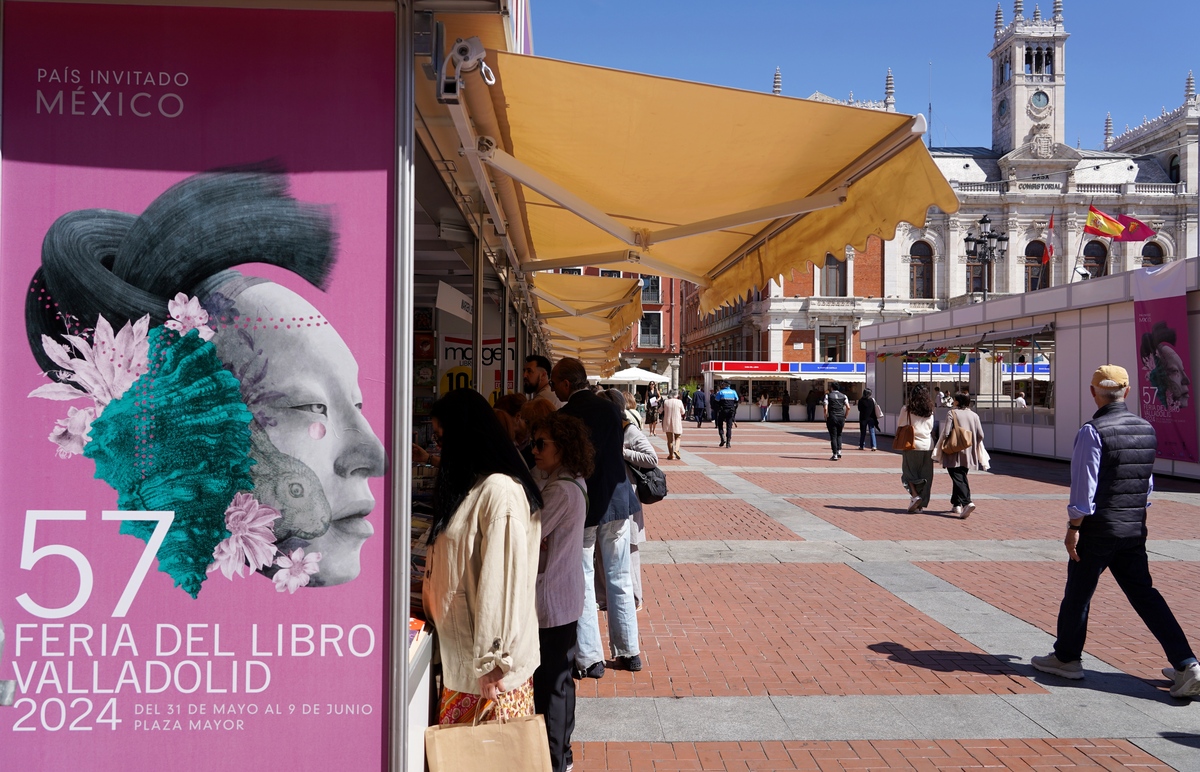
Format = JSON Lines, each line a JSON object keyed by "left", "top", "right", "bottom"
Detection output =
{"left": 963, "top": 214, "right": 1009, "bottom": 302}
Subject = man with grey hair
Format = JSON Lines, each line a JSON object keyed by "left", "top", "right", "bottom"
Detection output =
{"left": 1032, "top": 364, "right": 1200, "bottom": 698}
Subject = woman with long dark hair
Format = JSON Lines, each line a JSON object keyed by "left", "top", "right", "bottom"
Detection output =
{"left": 898, "top": 384, "right": 936, "bottom": 513}
{"left": 424, "top": 388, "right": 544, "bottom": 725}
{"left": 528, "top": 412, "right": 593, "bottom": 772}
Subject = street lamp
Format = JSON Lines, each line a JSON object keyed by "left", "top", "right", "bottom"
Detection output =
{"left": 963, "top": 214, "right": 1009, "bottom": 302}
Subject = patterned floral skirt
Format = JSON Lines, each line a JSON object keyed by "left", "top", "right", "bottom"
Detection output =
{"left": 437, "top": 677, "right": 535, "bottom": 725}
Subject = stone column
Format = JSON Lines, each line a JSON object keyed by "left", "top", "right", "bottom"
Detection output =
{"left": 669, "top": 356, "right": 681, "bottom": 390}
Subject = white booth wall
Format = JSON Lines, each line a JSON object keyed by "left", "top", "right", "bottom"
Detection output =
{"left": 864, "top": 257, "right": 1200, "bottom": 480}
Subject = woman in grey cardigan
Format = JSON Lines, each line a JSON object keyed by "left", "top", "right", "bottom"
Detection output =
{"left": 932, "top": 392, "right": 988, "bottom": 519}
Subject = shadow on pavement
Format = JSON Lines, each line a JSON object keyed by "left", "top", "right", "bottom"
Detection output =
{"left": 870, "top": 642, "right": 1187, "bottom": 701}
{"left": 1158, "top": 732, "right": 1200, "bottom": 748}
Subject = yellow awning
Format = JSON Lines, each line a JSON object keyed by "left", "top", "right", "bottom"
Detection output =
{"left": 462, "top": 51, "right": 958, "bottom": 315}
{"left": 529, "top": 273, "right": 641, "bottom": 375}
{"left": 528, "top": 273, "right": 643, "bottom": 340}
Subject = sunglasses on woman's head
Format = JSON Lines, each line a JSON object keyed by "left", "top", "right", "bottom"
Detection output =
{"left": 531, "top": 438, "right": 555, "bottom": 452}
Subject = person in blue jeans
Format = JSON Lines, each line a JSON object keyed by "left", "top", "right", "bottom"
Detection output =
{"left": 1031, "top": 365, "right": 1200, "bottom": 698}
{"left": 856, "top": 388, "right": 880, "bottom": 451}
{"left": 552, "top": 357, "right": 642, "bottom": 677}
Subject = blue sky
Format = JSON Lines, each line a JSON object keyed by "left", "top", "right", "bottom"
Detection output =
{"left": 532, "top": 1, "right": 1196, "bottom": 152}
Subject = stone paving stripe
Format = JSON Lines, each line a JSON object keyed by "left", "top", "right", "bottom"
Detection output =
{"left": 641, "top": 538, "right": 1199, "bottom": 565}
{"left": 574, "top": 693, "right": 1194, "bottom": 746}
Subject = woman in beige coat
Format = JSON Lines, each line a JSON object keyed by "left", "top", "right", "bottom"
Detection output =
{"left": 423, "top": 389, "right": 545, "bottom": 725}
{"left": 932, "top": 392, "right": 988, "bottom": 519}
{"left": 661, "top": 390, "right": 686, "bottom": 460}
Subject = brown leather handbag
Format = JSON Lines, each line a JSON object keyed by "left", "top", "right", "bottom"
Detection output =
{"left": 940, "top": 410, "right": 974, "bottom": 455}
{"left": 892, "top": 411, "right": 916, "bottom": 451}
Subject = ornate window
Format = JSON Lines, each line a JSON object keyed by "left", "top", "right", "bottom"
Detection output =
{"left": 1083, "top": 240, "right": 1108, "bottom": 278}
{"left": 1142, "top": 242, "right": 1165, "bottom": 267}
{"left": 821, "top": 253, "right": 847, "bottom": 297}
{"left": 909, "top": 241, "right": 933, "bottom": 299}
{"left": 820, "top": 327, "right": 846, "bottom": 363}
{"left": 966, "top": 256, "right": 992, "bottom": 294}
{"left": 1024, "top": 240, "right": 1048, "bottom": 291}
{"left": 1169, "top": 155, "right": 1181, "bottom": 184}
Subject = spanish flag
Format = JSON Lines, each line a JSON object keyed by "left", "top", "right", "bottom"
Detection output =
{"left": 1113, "top": 214, "right": 1157, "bottom": 242}
{"left": 1083, "top": 205, "right": 1124, "bottom": 238}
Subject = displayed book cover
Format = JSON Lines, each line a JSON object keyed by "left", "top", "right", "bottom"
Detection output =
{"left": 414, "top": 307, "right": 434, "bottom": 332}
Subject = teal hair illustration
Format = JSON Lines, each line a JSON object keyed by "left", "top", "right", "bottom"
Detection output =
{"left": 86, "top": 327, "right": 254, "bottom": 598}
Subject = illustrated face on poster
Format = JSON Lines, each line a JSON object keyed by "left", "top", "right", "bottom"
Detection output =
{"left": 26, "top": 171, "right": 387, "bottom": 596}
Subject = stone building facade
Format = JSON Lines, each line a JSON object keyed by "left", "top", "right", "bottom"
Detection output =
{"left": 681, "top": 1, "right": 1197, "bottom": 383}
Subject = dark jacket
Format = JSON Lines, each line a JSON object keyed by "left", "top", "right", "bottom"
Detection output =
{"left": 1083, "top": 401, "right": 1156, "bottom": 539}
{"left": 558, "top": 389, "right": 627, "bottom": 528}
{"left": 825, "top": 390, "right": 848, "bottom": 423}
{"left": 714, "top": 387, "right": 739, "bottom": 417}
{"left": 857, "top": 396, "right": 878, "bottom": 427}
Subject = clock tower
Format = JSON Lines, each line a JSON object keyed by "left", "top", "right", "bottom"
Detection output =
{"left": 990, "top": 1, "right": 1068, "bottom": 155}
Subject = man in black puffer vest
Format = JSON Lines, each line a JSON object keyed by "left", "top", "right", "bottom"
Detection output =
{"left": 1032, "top": 365, "right": 1200, "bottom": 698}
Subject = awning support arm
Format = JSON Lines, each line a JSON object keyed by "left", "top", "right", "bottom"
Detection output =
{"left": 522, "top": 250, "right": 711, "bottom": 287}
{"left": 479, "top": 144, "right": 852, "bottom": 252}
{"left": 476, "top": 143, "right": 641, "bottom": 246}
{"left": 644, "top": 187, "right": 848, "bottom": 246}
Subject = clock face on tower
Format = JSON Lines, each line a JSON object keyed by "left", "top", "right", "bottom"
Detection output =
{"left": 1031, "top": 90, "right": 1049, "bottom": 108}
{"left": 998, "top": 99, "right": 1009, "bottom": 118}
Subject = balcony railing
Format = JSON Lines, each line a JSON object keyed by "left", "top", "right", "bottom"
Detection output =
{"left": 641, "top": 289, "right": 661, "bottom": 304}
{"left": 956, "top": 181, "right": 1008, "bottom": 194}
{"left": 1075, "top": 183, "right": 1122, "bottom": 195}
{"left": 638, "top": 334, "right": 662, "bottom": 348}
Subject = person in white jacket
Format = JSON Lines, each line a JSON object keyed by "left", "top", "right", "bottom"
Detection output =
{"left": 661, "top": 390, "right": 686, "bottom": 460}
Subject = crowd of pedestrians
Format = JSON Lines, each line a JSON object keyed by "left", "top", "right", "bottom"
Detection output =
{"left": 419, "top": 359, "right": 1200, "bottom": 772}
{"left": 418, "top": 355, "right": 662, "bottom": 772}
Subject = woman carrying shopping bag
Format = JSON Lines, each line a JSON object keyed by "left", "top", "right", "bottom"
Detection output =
{"left": 897, "top": 385, "right": 936, "bottom": 513}
{"left": 932, "top": 392, "right": 988, "bottom": 519}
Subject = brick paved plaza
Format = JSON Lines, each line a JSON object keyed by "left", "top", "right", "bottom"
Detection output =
{"left": 572, "top": 421, "right": 1200, "bottom": 771}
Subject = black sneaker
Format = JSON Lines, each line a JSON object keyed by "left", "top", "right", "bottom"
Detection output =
{"left": 615, "top": 655, "right": 643, "bottom": 672}
{"left": 583, "top": 661, "right": 605, "bottom": 679}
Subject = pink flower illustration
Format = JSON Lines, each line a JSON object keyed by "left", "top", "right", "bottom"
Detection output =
{"left": 49, "top": 406, "right": 96, "bottom": 458}
{"left": 208, "top": 493, "right": 281, "bottom": 580}
{"left": 273, "top": 548, "right": 322, "bottom": 594}
{"left": 165, "top": 293, "right": 215, "bottom": 341}
{"left": 30, "top": 314, "right": 150, "bottom": 410}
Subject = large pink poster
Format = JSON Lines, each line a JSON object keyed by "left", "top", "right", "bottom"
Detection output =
{"left": 1, "top": 3, "right": 396, "bottom": 769}
{"left": 1132, "top": 261, "right": 1198, "bottom": 463}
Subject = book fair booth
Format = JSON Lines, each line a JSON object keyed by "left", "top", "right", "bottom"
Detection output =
{"left": 863, "top": 257, "right": 1200, "bottom": 478}
{"left": 0, "top": 1, "right": 958, "bottom": 769}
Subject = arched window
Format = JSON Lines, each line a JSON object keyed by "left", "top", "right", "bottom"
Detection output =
{"left": 1169, "top": 155, "right": 1181, "bottom": 184}
{"left": 909, "top": 241, "right": 933, "bottom": 299}
{"left": 1142, "top": 242, "right": 1165, "bottom": 267}
{"left": 1024, "top": 240, "right": 1048, "bottom": 291}
{"left": 1083, "top": 240, "right": 1108, "bottom": 278}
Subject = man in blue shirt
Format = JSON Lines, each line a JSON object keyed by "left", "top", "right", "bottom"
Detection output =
{"left": 713, "top": 381, "right": 740, "bottom": 448}
{"left": 1031, "top": 365, "right": 1200, "bottom": 698}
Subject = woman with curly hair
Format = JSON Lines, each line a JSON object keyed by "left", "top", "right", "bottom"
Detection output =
{"left": 899, "top": 384, "right": 936, "bottom": 513}
{"left": 424, "top": 388, "right": 544, "bottom": 726}
{"left": 528, "top": 412, "right": 594, "bottom": 772}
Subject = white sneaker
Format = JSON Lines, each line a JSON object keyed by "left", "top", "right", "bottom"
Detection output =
{"left": 1162, "top": 663, "right": 1200, "bottom": 698}
{"left": 1031, "top": 652, "right": 1084, "bottom": 679}
{"left": 952, "top": 505, "right": 963, "bottom": 515}
{"left": 907, "top": 496, "right": 921, "bottom": 514}
{"left": 960, "top": 502, "right": 976, "bottom": 520}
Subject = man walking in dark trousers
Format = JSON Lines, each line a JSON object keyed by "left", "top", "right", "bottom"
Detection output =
{"left": 1032, "top": 365, "right": 1200, "bottom": 698}
{"left": 823, "top": 383, "right": 848, "bottom": 461}
{"left": 713, "top": 381, "right": 739, "bottom": 448}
